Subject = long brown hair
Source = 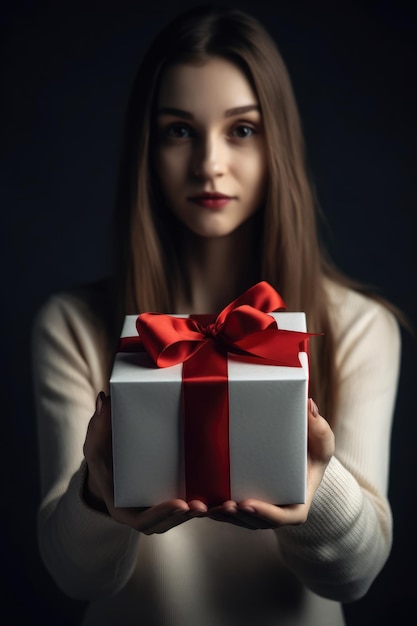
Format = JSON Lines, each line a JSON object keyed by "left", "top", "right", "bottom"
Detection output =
{"left": 111, "top": 4, "right": 401, "bottom": 424}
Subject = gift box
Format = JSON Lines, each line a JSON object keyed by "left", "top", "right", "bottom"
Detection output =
{"left": 110, "top": 283, "right": 311, "bottom": 507}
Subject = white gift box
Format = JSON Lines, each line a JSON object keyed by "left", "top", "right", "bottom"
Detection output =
{"left": 110, "top": 312, "right": 309, "bottom": 507}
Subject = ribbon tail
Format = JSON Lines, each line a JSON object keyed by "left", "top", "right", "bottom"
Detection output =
{"left": 233, "top": 329, "right": 318, "bottom": 367}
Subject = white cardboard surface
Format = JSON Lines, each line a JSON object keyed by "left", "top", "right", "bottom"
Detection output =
{"left": 110, "top": 312, "right": 308, "bottom": 506}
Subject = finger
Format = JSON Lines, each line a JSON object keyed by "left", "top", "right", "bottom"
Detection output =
{"left": 140, "top": 508, "right": 205, "bottom": 535}
{"left": 84, "top": 392, "right": 112, "bottom": 459}
{"left": 131, "top": 499, "right": 193, "bottom": 529}
{"left": 307, "top": 398, "right": 335, "bottom": 463}
{"left": 83, "top": 393, "right": 114, "bottom": 508}
{"left": 117, "top": 498, "right": 207, "bottom": 534}
{"left": 205, "top": 501, "right": 256, "bottom": 529}
{"left": 134, "top": 500, "right": 207, "bottom": 534}
{"left": 103, "top": 499, "right": 186, "bottom": 531}
{"left": 208, "top": 507, "right": 283, "bottom": 530}
{"left": 207, "top": 500, "right": 278, "bottom": 530}
{"left": 187, "top": 499, "right": 209, "bottom": 514}
{"left": 237, "top": 499, "right": 308, "bottom": 527}
{"left": 207, "top": 511, "right": 260, "bottom": 530}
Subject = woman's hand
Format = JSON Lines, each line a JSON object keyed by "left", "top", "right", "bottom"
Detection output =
{"left": 206, "top": 398, "right": 335, "bottom": 530}
{"left": 83, "top": 392, "right": 208, "bottom": 534}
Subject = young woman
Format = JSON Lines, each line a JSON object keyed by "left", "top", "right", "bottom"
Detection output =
{"left": 32, "top": 5, "right": 401, "bottom": 625}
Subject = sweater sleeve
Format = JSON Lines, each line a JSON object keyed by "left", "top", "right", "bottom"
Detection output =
{"left": 32, "top": 290, "right": 140, "bottom": 600}
{"left": 276, "top": 287, "right": 401, "bottom": 603}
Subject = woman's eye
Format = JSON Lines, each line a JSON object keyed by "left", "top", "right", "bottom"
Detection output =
{"left": 231, "top": 125, "right": 255, "bottom": 139}
{"left": 165, "top": 123, "right": 193, "bottom": 139}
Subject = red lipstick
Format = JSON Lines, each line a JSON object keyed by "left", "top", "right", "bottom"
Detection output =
{"left": 187, "top": 192, "right": 234, "bottom": 209}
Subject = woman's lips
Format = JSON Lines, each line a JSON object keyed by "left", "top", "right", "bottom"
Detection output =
{"left": 187, "top": 193, "right": 234, "bottom": 209}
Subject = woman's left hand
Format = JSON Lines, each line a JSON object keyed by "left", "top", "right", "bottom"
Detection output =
{"left": 207, "top": 398, "right": 335, "bottom": 530}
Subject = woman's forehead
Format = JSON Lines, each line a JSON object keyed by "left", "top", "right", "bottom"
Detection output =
{"left": 156, "top": 58, "right": 259, "bottom": 114}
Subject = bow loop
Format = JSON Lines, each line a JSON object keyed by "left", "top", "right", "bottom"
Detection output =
{"left": 216, "top": 280, "right": 286, "bottom": 323}
{"left": 221, "top": 305, "right": 278, "bottom": 343}
{"left": 136, "top": 313, "right": 206, "bottom": 368}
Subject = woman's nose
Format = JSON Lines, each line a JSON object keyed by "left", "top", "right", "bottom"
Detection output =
{"left": 191, "top": 134, "right": 225, "bottom": 179}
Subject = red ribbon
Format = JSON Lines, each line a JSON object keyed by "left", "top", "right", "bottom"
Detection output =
{"left": 120, "top": 281, "right": 315, "bottom": 506}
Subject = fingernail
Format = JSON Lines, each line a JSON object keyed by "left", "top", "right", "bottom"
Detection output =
{"left": 96, "top": 391, "right": 105, "bottom": 415}
{"left": 309, "top": 397, "right": 319, "bottom": 417}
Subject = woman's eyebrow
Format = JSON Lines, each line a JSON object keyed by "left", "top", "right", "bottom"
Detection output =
{"left": 157, "top": 107, "right": 193, "bottom": 119}
{"left": 157, "top": 104, "right": 260, "bottom": 119}
{"left": 224, "top": 104, "right": 260, "bottom": 117}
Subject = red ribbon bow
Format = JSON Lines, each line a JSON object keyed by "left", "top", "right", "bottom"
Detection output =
{"left": 120, "top": 281, "right": 315, "bottom": 506}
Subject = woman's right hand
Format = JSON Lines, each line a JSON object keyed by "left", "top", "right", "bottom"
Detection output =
{"left": 83, "top": 392, "right": 208, "bottom": 534}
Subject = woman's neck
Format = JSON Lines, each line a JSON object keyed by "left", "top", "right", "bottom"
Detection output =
{"left": 175, "top": 220, "right": 259, "bottom": 314}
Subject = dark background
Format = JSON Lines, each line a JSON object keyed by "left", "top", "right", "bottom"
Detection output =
{"left": 1, "top": 0, "right": 416, "bottom": 624}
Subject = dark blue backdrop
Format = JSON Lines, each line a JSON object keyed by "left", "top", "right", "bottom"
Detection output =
{"left": 1, "top": 1, "right": 416, "bottom": 623}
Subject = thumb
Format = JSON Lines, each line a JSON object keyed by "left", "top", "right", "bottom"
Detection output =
{"left": 307, "top": 398, "right": 335, "bottom": 464}
{"left": 84, "top": 392, "right": 112, "bottom": 459}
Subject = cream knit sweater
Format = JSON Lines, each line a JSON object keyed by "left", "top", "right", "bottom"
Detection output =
{"left": 32, "top": 278, "right": 401, "bottom": 626}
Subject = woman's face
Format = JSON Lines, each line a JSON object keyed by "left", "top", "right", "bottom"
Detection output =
{"left": 153, "top": 57, "right": 268, "bottom": 238}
